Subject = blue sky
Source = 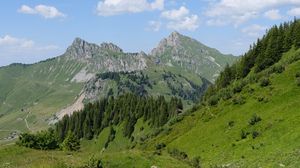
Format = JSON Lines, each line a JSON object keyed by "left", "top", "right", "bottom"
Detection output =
{"left": 1, "top": 0, "right": 300, "bottom": 67}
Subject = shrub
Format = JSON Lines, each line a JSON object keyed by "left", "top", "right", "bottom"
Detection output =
{"left": 208, "top": 95, "right": 219, "bottom": 106}
{"left": 155, "top": 143, "right": 166, "bottom": 150}
{"left": 219, "top": 88, "right": 232, "bottom": 100}
{"left": 271, "top": 65, "right": 285, "bottom": 74}
{"left": 80, "top": 156, "right": 103, "bottom": 168}
{"left": 296, "top": 77, "right": 300, "bottom": 86}
{"left": 260, "top": 77, "right": 270, "bottom": 87}
{"left": 228, "top": 121, "right": 235, "bottom": 127}
{"left": 232, "top": 96, "right": 246, "bottom": 105}
{"left": 233, "top": 81, "right": 244, "bottom": 93}
{"left": 240, "top": 130, "right": 249, "bottom": 139}
{"left": 295, "top": 72, "right": 300, "bottom": 78}
{"left": 168, "top": 148, "right": 188, "bottom": 161}
{"left": 249, "top": 114, "right": 262, "bottom": 125}
{"left": 17, "top": 129, "right": 59, "bottom": 150}
{"left": 190, "top": 156, "right": 201, "bottom": 168}
{"left": 252, "top": 131, "right": 260, "bottom": 139}
{"left": 257, "top": 96, "right": 264, "bottom": 102}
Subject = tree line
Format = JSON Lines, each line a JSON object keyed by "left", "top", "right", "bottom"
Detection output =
{"left": 206, "top": 18, "right": 300, "bottom": 98}
{"left": 18, "top": 93, "right": 183, "bottom": 150}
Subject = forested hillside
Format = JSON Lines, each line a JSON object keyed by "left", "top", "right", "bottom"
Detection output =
{"left": 2, "top": 19, "right": 300, "bottom": 168}
{"left": 0, "top": 32, "right": 234, "bottom": 143}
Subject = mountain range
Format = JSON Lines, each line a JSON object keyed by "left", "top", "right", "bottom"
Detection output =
{"left": 1, "top": 19, "right": 300, "bottom": 168}
{"left": 0, "top": 32, "right": 236, "bottom": 142}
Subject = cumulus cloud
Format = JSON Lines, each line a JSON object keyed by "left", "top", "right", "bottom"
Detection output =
{"left": 206, "top": 0, "right": 300, "bottom": 26}
{"left": 0, "top": 35, "right": 61, "bottom": 67}
{"left": 0, "top": 35, "right": 59, "bottom": 53}
{"left": 287, "top": 7, "right": 300, "bottom": 16}
{"left": 161, "top": 6, "right": 199, "bottom": 31}
{"left": 18, "top": 4, "right": 66, "bottom": 19}
{"left": 0, "top": 35, "right": 35, "bottom": 48}
{"left": 161, "top": 6, "right": 189, "bottom": 20}
{"left": 148, "top": 21, "right": 162, "bottom": 31}
{"left": 96, "top": 0, "right": 164, "bottom": 16}
{"left": 264, "top": 9, "right": 282, "bottom": 20}
{"left": 241, "top": 24, "right": 267, "bottom": 37}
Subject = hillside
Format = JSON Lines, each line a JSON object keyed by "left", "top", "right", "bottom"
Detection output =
{"left": 0, "top": 32, "right": 235, "bottom": 143}
{"left": 0, "top": 20, "right": 298, "bottom": 168}
{"left": 146, "top": 47, "right": 300, "bottom": 167}
{"left": 1, "top": 48, "right": 299, "bottom": 167}
{"left": 151, "top": 32, "right": 236, "bottom": 82}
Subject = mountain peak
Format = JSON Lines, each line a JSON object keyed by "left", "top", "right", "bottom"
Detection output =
{"left": 170, "top": 31, "right": 181, "bottom": 37}
{"left": 65, "top": 37, "right": 100, "bottom": 59}
{"left": 150, "top": 32, "right": 183, "bottom": 56}
{"left": 166, "top": 31, "right": 182, "bottom": 46}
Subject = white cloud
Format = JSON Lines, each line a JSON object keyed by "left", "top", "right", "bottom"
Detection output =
{"left": 161, "top": 6, "right": 199, "bottom": 31}
{"left": 96, "top": 0, "right": 164, "bottom": 16}
{"left": 206, "top": 0, "right": 300, "bottom": 26}
{"left": 264, "top": 9, "right": 282, "bottom": 20}
{"left": 241, "top": 24, "right": 267, "bottom": 37}
{"left": 0, "top": 35, "right": 35, "bottom": 49}
{"left": 0, "top": 35, "right": 61, "bottom": 67}
{"left": 148, "top": 21, "right": 162, "bottom": 31}
{"left": 18, "top": 5, "right": 36, "bottom": 14}
{"left": 161, "top": 6, "right": 189, "bottom": 20}
{"left": 167, "top": 15, "right": 199, "bottom": 31}
{"left": 287, "top": 7, "right": 300, "bottom": 16}
{"left": 0, "top": 35, "right": 59, "bottom": 52}
{"left": 18, "top": 4, "right": 66, "bottom": 19}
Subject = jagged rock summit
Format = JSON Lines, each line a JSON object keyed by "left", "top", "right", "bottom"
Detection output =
{"left": 66, "top": 38, "right": 100, "bottom": 59}
{"left": 150, "top": 31, "right": 236, "bottom": 82}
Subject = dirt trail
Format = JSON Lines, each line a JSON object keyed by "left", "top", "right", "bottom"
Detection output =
{"left": 24, "top": 111, "right": 31, "bottom": 130}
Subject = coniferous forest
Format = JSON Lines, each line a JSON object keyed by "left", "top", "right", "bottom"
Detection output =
{"left": 18, "top": 93, "right": 183, "bottom": 150}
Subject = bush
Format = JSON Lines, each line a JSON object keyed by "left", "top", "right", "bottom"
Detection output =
{"left": 168, "top": 148, "right": 188, "bottom": 161}
{"left": 295, "top": 72, "right": 300, "bottom": 78}
{"left": 228, "top": 121, "right": 235, "bottom": 127}
{"left": 260, "top": 77, "right": 270, "bottom": 87}
{"left": 155, "top": 143, "right": 166, "bottom": 150}
{"left": 190, "top": 156, "right": 201, "bottom": 168}
{"left": 252, "top": 131, "right": 260, "bottom": 139}
{"left": 232, "top": 96, "right": 246, "bottom": 105}
{"left": 240, "top": 130, "right": 249, "bottom": 139}
{"left": 208, "top": 95, "right": 219, "bottom": 106}
{"left": 219, "top": 88, "right": 232, "bottom": 100}
{"left": 233, "top": 81, "right": 244, "bottom": 93}
{"left": 249, "top": 114, "right": 262, "bottom": 126}
{"left": 17, "top": 129, "right": 59, "bottom": 150}
{"left": 80, "top": 156, "right": 103, "bottom": 168}
{"left": 296, "top": 77, "right": 300, "bottom": 86}
{"left": 271, "top": 65, "right": 285, "bottom": 74}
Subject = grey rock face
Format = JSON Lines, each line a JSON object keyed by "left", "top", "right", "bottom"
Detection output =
{"left": 100, "top": 42, "right": 123, "bottom": 53}
{"left": 64, "top": 38, "right": 149, "bottom": 79}
{"left": 66, "top": 38, "right": 100, "bottom": 59}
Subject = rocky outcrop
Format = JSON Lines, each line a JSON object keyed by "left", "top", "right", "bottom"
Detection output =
{"left": 150, "top": 31, "right": 236, "bottom": 82}
{"left": 65, "top": 38, "right": 100, "bottom": 59}
{"left": 64, "top": 38, "right": 149, "bottom": 82}
{"left": 100, "top": 42, "right": 123, "bottom": 53}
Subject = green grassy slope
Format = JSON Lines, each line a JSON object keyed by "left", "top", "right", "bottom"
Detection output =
{"left": 0, "top": 57, "right": 85, "bottom": 141}
{"left": 2, "top": 49, "right": 299, "bottom": 167}
{"left": 0, "top": 121, "right": 190, "bottom": 168}
{"left": 144, "top": 48, "right": 300, "bottom": 167}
